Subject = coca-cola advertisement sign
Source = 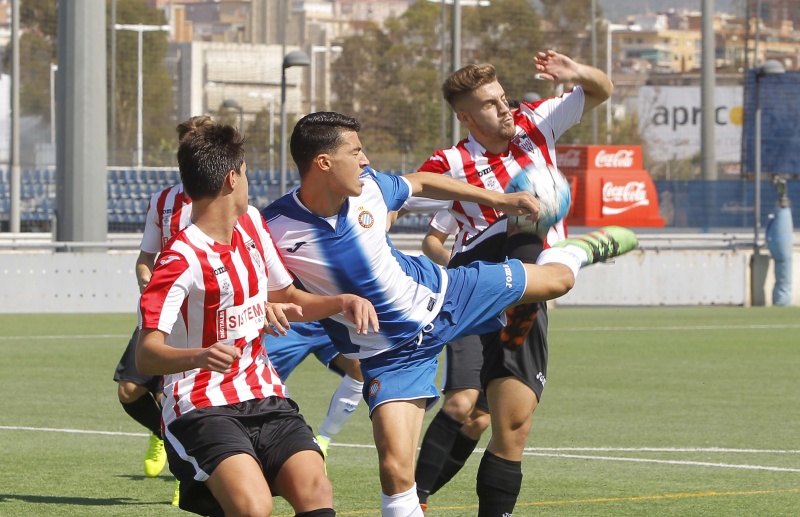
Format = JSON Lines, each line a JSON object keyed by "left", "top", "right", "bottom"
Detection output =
{"left": 556, "top": 148, "right": 583, "bottom": 169}
{"left": 601, "top": 181, "right": 650, "bottom": 215}
{"left": 595, "top": 149, "right": 635, "bottom": 169}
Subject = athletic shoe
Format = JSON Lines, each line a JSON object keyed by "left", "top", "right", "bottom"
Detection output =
{"left": 315, "top": 434, "right": 330, "bottom": 459}
{"left": 144, "top": 434, "right": 167, "bottom": 478}
{"left": 171, "top": 480, "right": 180, "bottom": 507}
{"left": 420, "top": 502, "right": 428, "bottom": 514}
{"left": 554, "top": 226, "right": 638, "bottom": 265}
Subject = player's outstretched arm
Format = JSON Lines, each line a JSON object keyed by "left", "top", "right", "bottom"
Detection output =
{"left": 270, "top": 284, "right": 380, "bottom": 335}
{"left": 533, "top": 49, "right": 613, "bottom": 114}
{"left": 404, "top": 172, "right": 540, "bottom": 222}
{"left": 136, "top": 328, "right": 242, "bottom": 375}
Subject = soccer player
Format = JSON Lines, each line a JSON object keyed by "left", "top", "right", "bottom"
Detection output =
{"left": 136, "top": 122, "right": 378, "bottom": 517}
{"left": 262, "top": 111, "right": 636, "bottom": 516}
{"left": 407, "top": 50, "right": 613, "bottom": 513}
{"left": 112, "top": 115, "right": 211, "bottom": 506}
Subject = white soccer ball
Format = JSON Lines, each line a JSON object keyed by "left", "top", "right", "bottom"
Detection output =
{"left": 504, "top": 163, "right": 572, "bottom": 234}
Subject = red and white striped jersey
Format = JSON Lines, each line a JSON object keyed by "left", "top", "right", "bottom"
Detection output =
{"left": 140, "top": 183, "right": 193, "bottom": 254}
{"left": 139, "top": 206, "right": 294, "bottom": 426}
{"left": 413, "top": 86, "right": 585, "bottom": 252}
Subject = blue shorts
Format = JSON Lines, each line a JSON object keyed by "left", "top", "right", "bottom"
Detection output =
{"left": 360, "top": 259, "right": 526, "bottom": 414}
{"left": 264, "top": 321, "right": 341, "bottom": 381}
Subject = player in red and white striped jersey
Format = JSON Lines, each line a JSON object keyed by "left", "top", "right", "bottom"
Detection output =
{"left": 411, "top": 51, "right": 613, "bottom": 516}
{"left": 113, "top": 116, "right": 208, "bottom": 488}
{"left": 136, "top": 123, "right": 377, "bottom": 517}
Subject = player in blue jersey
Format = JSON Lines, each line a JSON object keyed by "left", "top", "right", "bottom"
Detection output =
{"left": 262, "top": 111, "right": 638, "bottom": 516}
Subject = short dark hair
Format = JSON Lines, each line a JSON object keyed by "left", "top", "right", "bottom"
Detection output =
{"left": 290, "top": 112, "right": 361, "bottom": 176}
{"left": 177, "top": 124, "right": 245, "bottom": 200}
{"left": 442, "top": 63, "right": 497, "bottom": 109}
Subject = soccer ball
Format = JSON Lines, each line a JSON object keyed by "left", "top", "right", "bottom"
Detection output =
{"left": 504, "top": 163, "right": 571, "bottom": 234}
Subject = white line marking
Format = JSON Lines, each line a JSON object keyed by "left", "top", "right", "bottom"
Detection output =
{"left": 0, "top": 425, "right": 147, "bottom": 437}
{"left": 523, "top": 446, "right": 800, "bottom": 454}
{"left": 522, "top": 451, "right": 800, "bottom": 473}
{"left": 552, "top": 324, "right": 800, "bottom": 332}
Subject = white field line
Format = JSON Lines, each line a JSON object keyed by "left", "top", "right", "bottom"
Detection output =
{"left": 2, "top": 324, "right": 800, "bottom": 341}
{"left": 2, "top": 425, "right": 799, "bottom": 473}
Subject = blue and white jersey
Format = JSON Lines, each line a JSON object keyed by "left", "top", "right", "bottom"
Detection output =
{"left": 262, "top": 167, "right": 448, "bottom": 359}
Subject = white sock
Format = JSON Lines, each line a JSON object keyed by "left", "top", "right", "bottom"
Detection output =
{"left": 535, "top": 246, "right": 586, "bottom": 278}
{"left": 318, "top": 374, "right": 363, "bottom": 440}
{"left": 381, "top": 484, "right": 424, "bottom": 517}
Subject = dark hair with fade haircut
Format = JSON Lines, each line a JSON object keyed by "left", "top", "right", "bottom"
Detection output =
{"left": 177, "top": 124, "right": 245, "bottom": 200}
{"left": 176, "top": 115, "right": 214, "bottom": 142}
{"left": 442, "top": 63, "right": 497, "bottom": 109}
{"left": 290, "top": 111, "right": 361, "bottom": 176}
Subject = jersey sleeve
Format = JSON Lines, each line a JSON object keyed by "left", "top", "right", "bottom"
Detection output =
{"left": 429, "top": 210, "right": 458, "bottom": 234}
{"left": 418, "top": 150, "right": 451, "bottom": 174}
{"left": 369, "top": 167, "right": 411, "bottom": 212}
{"left": 139, "top": 249, "right": 192, "bottom": 335}
{"left": 520, "top": 85, "right": 585, "bottom": 142}
{"left": 140, "top": 193, "right": 162, "bottom": 254}
{"left": 253, "top": 208, "right": 294, "bottom": 291}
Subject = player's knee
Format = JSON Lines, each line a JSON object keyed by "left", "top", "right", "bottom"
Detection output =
{"left": 379, "top": 455, "right": 415, "bottom": 487}
{"left": 222, "top": 492, "right": 272, "bottom": 517}
{"left": 465, "top": 411, "right": 491, "bottom": 435}
{"left": 117, "top": 381, "right": 145, "bottom": 403}
{"left": 442, "top": 393, "right": 478, "bottom": 422}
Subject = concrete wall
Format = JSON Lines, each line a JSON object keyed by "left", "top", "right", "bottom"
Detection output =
{"left": 1, "top": 243, "right": 798, "bottom": 314}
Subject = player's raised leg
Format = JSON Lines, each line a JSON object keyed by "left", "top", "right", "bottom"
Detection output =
{"left": 517, "top": 226, "right": 639, "bottom": 304}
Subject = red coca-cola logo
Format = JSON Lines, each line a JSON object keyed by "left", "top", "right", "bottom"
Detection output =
{"left": 556, "top": 149, "right": 582, "bottom": 168}
{"left": 601, "top": 181, "right": 650, "bottom": 215}
{"left": 595, "top": 149, "right": 635, "bottom": 168}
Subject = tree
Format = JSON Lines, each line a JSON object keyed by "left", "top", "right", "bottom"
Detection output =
{"left": 331, "top": 0, "right": 547, "bottom": 169}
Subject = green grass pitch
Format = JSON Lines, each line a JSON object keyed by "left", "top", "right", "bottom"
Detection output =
{"left": 1, "top": 306, "right": 799, "bottom": 516}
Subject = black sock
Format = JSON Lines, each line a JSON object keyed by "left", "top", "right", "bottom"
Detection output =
{"left": 430, "top": 431, "right": 479, "bottom": 495}
{"left": 415, "top": 409, "right": 463, "bottom": 503}
{"left": 121, "top": 391, "right": 162, "bottom": 438}
{"left": 295, "top": 509, "right": 335, "bottom": 517}
{"left": 476, "top": 451, "right": 523, "bottom": 517}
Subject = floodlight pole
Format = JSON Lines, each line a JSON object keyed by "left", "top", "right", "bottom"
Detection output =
{"left": 113, "top": 23, "right": 170, "bottom": 167}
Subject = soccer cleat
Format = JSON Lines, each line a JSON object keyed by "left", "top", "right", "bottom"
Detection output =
{"left": 420, "top": 502, "right": 428, "bottom": 514}
{"left": 144, "top": 434, "right": 167, "bottom": 478}
{"left": 171, "top": 480, "right": 180, "bottom": 507}
{"left": 554, "top": 226, "right": 638, "bottom": 265}
{"left": 315, "top": 434, "right": 330, "bottom": 459}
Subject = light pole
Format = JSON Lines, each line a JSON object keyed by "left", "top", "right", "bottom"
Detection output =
{"left": 280, "top": 50, "right": 310, "bottom": 196}
{"left": 310, "top": 45, "right": 343, "bottom": 113}
{"left": 426, "top": 0, "right": 489, "bottom": 146}
{"left": 113, "top": 23, "right": 170, "bottom": 167}
{"left": 222, "top": 99, "right": 244, "bottom": 136}
{"left": 605, "top": 22, "right": 631, "bottom": 144}
{"left": 753, "top": 59, "right": 786, "bottom": 254}
{"left": 50, "top": 64, "right": 58, "bottom": 146}
{"left": 248, "top": 92, "right": 276, "bottom": 172}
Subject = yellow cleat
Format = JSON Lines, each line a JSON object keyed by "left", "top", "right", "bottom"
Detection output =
{"left": 171, "top": 479, "right": 180, "bottom": 507}
{"left": 144, "top": 434, "right": 167, "bottom": 478}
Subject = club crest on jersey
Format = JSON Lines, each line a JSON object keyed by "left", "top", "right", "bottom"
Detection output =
{"left": 357, "top": 210, "right": 375, "bottom": 229}
{"left": 368, "top": 379, "right": 381, "bottom": 398}
{"left": 511, "top": 132, "right": 536, "bottom": 153}
{"left": 245, "top": 239, "right": 262, "bottom": 269}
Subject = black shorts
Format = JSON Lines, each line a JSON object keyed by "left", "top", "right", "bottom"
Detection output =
{"left": 449, "top": 218, "right": 550, "bottom": 403}
{"left": 442, "top": 335, "right": 489, "bottom": 412}
{"left": 112, "top": 327, "right": 163, "bottom": 394}
{"left": 165, "top": 397, "right": 321, "bottom": 517}
{"left": 479, "top": 230, "right": 549, "bottom": 402}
